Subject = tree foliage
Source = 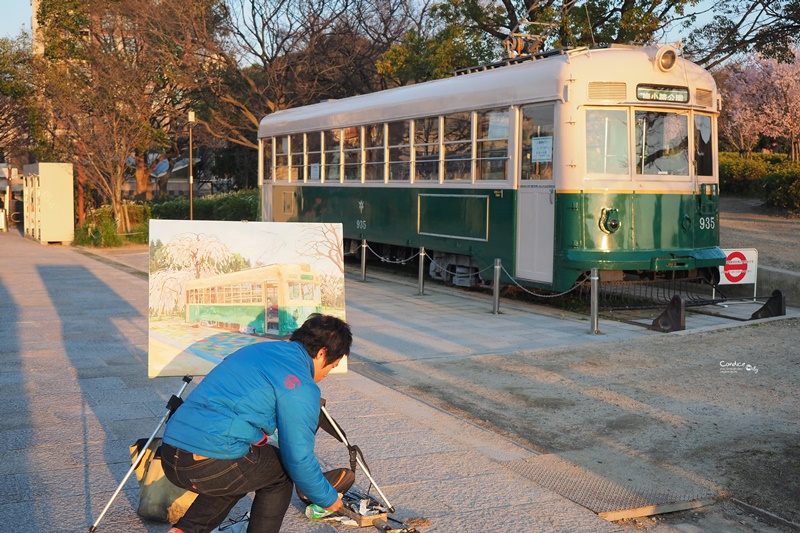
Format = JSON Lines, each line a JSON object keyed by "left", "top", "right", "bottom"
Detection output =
{"left": 33, "top": 0, "right": 224, "bottom": 229}
{"left": 0, "top": 34, "right": 36, "bottom": 166}
{"left": 716, "top": 50, "right": 800, "bottom": 161}
{"left": 684, "top": 0, "right": 800, "bottom": 70}
{"left": 148, "top": 0, "right": 418, "bottom": 152}
{"left": 758, "top": 50, "right": 800, "bottom": 161}
{"left": 715, "top": 62, "right": 766, "bottom": 158}
{"left": 149, "top": 232, "right": 251, "bottom": 316}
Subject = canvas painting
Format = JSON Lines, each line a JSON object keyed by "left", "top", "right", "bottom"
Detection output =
{"left": 148, "top": 220, "right": 345, "bottom": 378}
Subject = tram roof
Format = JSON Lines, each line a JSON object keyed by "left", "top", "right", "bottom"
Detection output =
{"left": 185, "top": 263, "right": 317, "bottom": 289}
{"left": 257, "top": 45, "right": 713, "bottom": 138}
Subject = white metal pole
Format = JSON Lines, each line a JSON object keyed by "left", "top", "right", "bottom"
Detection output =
{"left": 319, "top": 406, "right": 395, "bottom": 513}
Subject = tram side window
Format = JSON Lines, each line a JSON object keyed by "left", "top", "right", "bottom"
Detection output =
{"left": 289, "top": 282, "right": 301, "bottom": 300}
{"left": 364, "top": 123, "right": 385, "bottom": 181}
{"left": 388, "top": 120, "right": 410, "bottom": 181}
{"left": 521, "top": 104, "right": 554, "bottom": 180}
{"left": 300, "top": 282, "right": 316, "bottom": 301}
{"left": 694, "top": 114, "right": 713, "bottom": 176}
{"left": 443, "top": 112, "right": 472, "bottom": 180}
{"left": 290, "top": 134, "right": 304, "bottom": 181}
{"left": 586, "top": 109, "right": 629, "bottom": 175}
{"left": 263, "top": 138, "right": 273, "bottom": 181}
{"left": 415, "top": 117, "right": 439, "bottom": 181}
{"left": 275, "top": 136, "right": 290, "bottom": 180}
{"left": 635, "top": 111, "right": 689, "bottom": 176}
{"left": 477, "top": 107, "right": 509, "bottom": 181}
{"left": 324, "top": 129, "right": 342, "bottom": 182}
{"left": 343, "top": 126, "right": 362, "bottom": 181}
{"left": 307, "top": 132, "right": 322, "bottom": 181}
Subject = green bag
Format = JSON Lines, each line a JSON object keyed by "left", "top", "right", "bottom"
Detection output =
{"left": 130, "top": 437, "right": 198, "bottom": 523}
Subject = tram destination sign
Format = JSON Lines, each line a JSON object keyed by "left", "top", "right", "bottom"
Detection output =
{"left": 636, "top": 84, "right": 689, "bottom": 103}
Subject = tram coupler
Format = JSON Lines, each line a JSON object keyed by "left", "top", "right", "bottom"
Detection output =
{"left": 649, "top": 294, "right": 685, "bottom": 332}
{"left": 750, "top": 289, "right": 786, "bottom": 320}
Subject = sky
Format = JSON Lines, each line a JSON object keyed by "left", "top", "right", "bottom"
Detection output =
{"left": 1, "top": 0, "right": 31, "bottom": 39}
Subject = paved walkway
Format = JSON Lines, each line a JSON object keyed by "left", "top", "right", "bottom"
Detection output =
{"left": 1, "top": 231, "right": 794, "bottom": 533}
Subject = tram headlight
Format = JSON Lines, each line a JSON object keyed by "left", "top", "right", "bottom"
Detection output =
{"left": 656, "top": 45, "right": 678, "bottom": 72}
{"left": 599, "top": 207, "right": 621, "bottom": 234}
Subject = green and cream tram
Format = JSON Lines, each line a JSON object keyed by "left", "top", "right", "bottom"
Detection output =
{"left": 185, "top": 263, "right": 321, "bottom": 336}
{"left": 257, "top": 45, "right": 725, "bottom": 292}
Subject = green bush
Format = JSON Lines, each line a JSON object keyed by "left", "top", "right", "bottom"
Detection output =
{"left": 128, "top": 222, "right": 150, "bottom": 244}
{"left": 719, "top": 152, "right": 771, "bottom": 196}
{"left": 757, "top": 153, "right": 789, "bottom": 166}
{"left": 150, "top": 198, "right": 191, "bottom": 220}
{"left": 74, "top": 202, "right": 151, "bottom": 247}
{"left": 150, "top": 189, "right": 259, "bottom": 221}
{"left": 762, "top": 169, "right": 800, "bottom": 211}
{"left": 74, "top": 217, "right": 123, "bottom": 247}
{"left": 214, "top": 190, "right": 260, "bottom": 221}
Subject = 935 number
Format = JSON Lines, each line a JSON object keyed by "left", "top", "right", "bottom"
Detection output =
{"left": 699, "top": 216, "right": 715, "bottom": 230}
{"left": 355, "top": 219, "right": 367, "bottom": 230}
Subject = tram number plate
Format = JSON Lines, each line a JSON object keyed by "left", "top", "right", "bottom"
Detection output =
{"left": 355, "top": 220, "right": 367, "bottom": 230}
{"left": 699, "top": 216, "right": 715, "bottom": 230}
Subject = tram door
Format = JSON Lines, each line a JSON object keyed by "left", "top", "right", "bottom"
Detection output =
{"left": 265, "top": 283, "right": 279, "bottom": 334}
{"left": 516, "top": 187, "right": 554, "bottom": 283}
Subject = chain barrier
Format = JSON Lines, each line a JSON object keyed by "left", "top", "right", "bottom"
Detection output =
{"left": 501, "top": 264, "right": 589, "bottom": 299}
{"left": 426, "top": 254, "right": 496, "bottom": 278}
{"left": 364, "top": 244, "right": 421, "bottom": 264}
{"left": 364, "top": 244, "right": 496, "bottom": 278}
{"left": 361, "top": 243, "right": 589, "bottom": 298}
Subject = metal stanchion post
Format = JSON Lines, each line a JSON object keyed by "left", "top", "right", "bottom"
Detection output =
{"left": 361, "top": 239, "right": 367, "bottom": 282}
{"left": 188, "top": 110, "right": 195, "bottom": 220}
{"left": 418, "top": 247, "right": 425, "bottom": 295}
{"left": 590, "top": 267, "right": 601, "bottom": 334}
{"left": 492, "top": 258, "right": 501, "bottom": 314}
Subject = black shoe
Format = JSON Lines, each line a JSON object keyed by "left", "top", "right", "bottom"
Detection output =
{"left": 296, "top": 468, "right": 355, "bottom": 505}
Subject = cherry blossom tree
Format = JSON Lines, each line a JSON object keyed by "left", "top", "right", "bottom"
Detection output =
{"left": 716, "top": 60, "right": 769, "bottom": 158}
{"left": 149, "top": 233, "right": 250, "bottom": 317}
{"left": 758, "top": 49, "right": 800, "bottom": 161}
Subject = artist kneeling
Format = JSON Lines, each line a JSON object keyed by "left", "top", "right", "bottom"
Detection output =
{"left": 161, "top": 314, "right": 355, "bottom": 533}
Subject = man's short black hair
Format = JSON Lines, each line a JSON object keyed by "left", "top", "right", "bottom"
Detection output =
{"left": 290, "top": 313, "right": 352, "bottom": 365}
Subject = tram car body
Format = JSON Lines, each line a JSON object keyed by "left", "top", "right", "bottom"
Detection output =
{"left": 185, "top": 263, "right": 321, "bottom": 336}
{"left": 257, "top": 45, "right": 725, "bottom": 292}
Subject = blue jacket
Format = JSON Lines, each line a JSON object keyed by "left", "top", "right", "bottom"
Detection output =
{"left": 163, "top": 340, "right": 338, "bottom": 508}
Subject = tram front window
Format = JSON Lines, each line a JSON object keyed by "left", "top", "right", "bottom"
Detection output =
{"left": 635, "top": 111, "right": 689, "bottom": 176}
{"left": 695, "top": 114, "right": 713, "bottom": 176}
{"left": 586, "top": 109, "right": 628, "bottom": 175}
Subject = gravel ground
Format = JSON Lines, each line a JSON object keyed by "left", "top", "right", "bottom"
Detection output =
{"left": 719, "top": 196, "right": 800, "bottom": 271}
{"left": 361, "top": 196, "right": 800, "bottom": 532}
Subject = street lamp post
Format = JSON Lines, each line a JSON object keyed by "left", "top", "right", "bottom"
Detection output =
{"left": 188, "top": 110, "right": 195, "bottom": 220}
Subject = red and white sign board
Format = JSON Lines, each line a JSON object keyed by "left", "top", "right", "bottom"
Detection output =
{"left": 718, "top": 248, "right": 758, "bottom": 285}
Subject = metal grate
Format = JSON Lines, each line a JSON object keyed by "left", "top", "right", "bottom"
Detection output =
{"left": 580, "top": 277, "right": 717, "bottom": 311}
{"left": 502, "top": 454, "right": 718, "bottom": 516}
{"left": 696, "top": 88, "right": 713, "bottom": 108}
{"left": 588, "top": 82, "right": 627, "bottom": 101}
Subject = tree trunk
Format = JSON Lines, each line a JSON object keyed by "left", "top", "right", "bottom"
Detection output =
{"left": 77, "top": 164, "right": 86, "bottom": 226}
{"left": 134, "top": 152, "right": 152, "bottom": 201}
{"left": 156, "top": 159, "right": 176, "bottom": 198}
{"left": 112, "top": 198, "right": 124, "bottom": 235}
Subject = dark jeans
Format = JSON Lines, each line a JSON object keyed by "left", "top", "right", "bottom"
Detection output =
{"left": 161, "top": 443, "right": 293, "bottom": 533}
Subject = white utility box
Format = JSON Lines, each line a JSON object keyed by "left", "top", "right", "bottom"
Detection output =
{"left": 23, "top": 163, "right": 74, "bottom": 245}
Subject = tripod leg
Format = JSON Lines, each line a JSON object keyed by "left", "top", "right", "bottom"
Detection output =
{"left": 320, "top": 405, "right": 395, "bottom": 513}
{"left": 89, "top": 376, "right": 192, "bottom": 532}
